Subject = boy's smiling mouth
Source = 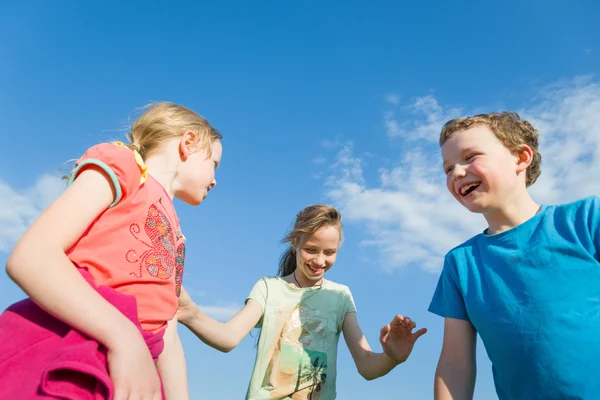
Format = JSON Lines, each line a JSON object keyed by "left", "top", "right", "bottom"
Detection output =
{"left": 459, "top": 182, "right": 481, "bottom": 197}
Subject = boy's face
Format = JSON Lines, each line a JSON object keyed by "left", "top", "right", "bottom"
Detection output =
{"left": 442, "top": 125, "right": 520, "bottom": 213}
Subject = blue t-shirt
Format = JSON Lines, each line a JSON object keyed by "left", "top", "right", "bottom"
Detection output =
{"left": 429, "top": 196, "right": 600, "bottom": 400}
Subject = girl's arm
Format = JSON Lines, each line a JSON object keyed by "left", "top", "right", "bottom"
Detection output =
{"left": 343, "top": 313, "right": 427, "bottom": 381}
{"left": 157, "top": 315, "right": 189, "bottom": 400}
{"left": 434, "top": 318, "right": 477, "bottom": 400}
{"left": 6, "top": 168, "right": 162, "bottom": 398}
{"left": 177, "top": 287, "right": 263, "bottom": 352}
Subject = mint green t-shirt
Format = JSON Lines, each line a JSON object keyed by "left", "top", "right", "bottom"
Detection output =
{"left": 245, "top": 277, "right": 357, "bottom": 400}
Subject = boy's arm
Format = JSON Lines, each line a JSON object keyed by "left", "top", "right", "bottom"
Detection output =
{"left": 434, "top": 318, "right": 477, "bottom": 400}
{"left": 177, "top": 287, "right": 263, "bottom": 352}
{"left": 343, "top": 313, "right": 426, "bottom": 380}
{"left": 157, "top": 315, "right": 189, "bottom": 400}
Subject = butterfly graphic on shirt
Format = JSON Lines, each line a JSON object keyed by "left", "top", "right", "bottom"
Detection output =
{"left": 126, "top": 198, "right": 185, "bottom": 295}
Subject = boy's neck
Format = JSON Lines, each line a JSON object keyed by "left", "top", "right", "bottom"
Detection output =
{"left": 484, "top": 194, "right": 541, "bottom": 235}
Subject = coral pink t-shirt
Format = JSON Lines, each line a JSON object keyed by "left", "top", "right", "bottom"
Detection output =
{"left": 67, "top": 143, "right": 185, "bottom": 333}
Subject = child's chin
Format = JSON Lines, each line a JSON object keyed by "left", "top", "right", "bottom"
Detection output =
{"left": 464, "top": 201, "right": 487, "bottom": 214}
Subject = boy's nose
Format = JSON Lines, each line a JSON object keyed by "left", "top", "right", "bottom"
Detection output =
{"left": 452, "top": 165, "right": 467, "bottom": 180}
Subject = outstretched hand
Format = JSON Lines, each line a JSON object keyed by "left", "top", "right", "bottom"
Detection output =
{"left": 379, "top": 315, "right": 427, "bottom": 364}
{"left": 176, "top": 286, "right": 198, "bottom": 325}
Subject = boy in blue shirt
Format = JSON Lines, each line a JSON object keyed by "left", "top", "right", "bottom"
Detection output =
{"left": 429, "top": 112, "right": 600, "bottom": 400}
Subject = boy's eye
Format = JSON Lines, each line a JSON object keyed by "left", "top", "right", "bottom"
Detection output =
{"left": 444, "top": 166, "right": 453, "bottom": 175}
{"left": 466, "top": 153, "right": 478, "bottom": 161}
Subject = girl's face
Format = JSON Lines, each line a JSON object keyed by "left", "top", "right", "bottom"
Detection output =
{"left": 175, "top": 140, "right": 222, "bottom": 206}
{"left": 294, "top": 225, "right": 340, "bottom": 285}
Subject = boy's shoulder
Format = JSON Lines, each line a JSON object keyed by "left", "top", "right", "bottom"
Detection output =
{"left": 551, "top": 196, "right": 599, "bottom": 212}
{"left": 445, "top": 234, "right": 481, "bottom": 262}
{"left": 545, "top": 196, "right": 600, "bottom": 226}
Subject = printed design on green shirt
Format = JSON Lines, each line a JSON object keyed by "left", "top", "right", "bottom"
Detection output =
{"left": 264, "top": 304, "right": 328, "bottom": 399}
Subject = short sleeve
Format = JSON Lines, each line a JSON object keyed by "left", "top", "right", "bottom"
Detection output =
{"left": 344, "top": 287, "right": 357, "bottom": 314}
{"left": 68, "top": 143, "right": 142, "bottom": 207}
{"left": 336, "top": 286, "right": 357, "bottom": 331}
{"left": 246, "top": 278, "right": 268, "bottom": 328}
{"left": 588, "top": 196, "right": 600, "bottom": 258}
{"left": 428, "top": 255, "right": 470, "bottom": 321}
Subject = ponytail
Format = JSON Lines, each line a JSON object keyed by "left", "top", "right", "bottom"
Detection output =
{"left": 277, "top": 247, "right": 297, "bottom": 277}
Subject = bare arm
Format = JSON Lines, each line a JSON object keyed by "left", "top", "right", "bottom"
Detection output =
{"left": 157, "top": 315, "right": 189, "bottom": 400}
{"left": 7, "top": 168, "right": 147, "bottom": 350}
{"left": 6, "top": 168, "right": 162, "bottom": 398}
{"left": 343, "top": 313, "right": 427, "bottom": 381}
{"left": 434, "top": 318, "right": 477, "bottom": 400}
{"left": 177, "top": 287, "right": 263, "bottom": 353}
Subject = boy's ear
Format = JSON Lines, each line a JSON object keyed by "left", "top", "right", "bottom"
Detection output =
{"left": 515, "top": 144, "right": 534, "bottom": 174}
{"left": 179, "top": 131, "right": 198, "bottom": 161}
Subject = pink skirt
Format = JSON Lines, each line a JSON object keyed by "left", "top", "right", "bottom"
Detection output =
{"left": 0, "top": 269, "right": 165, "bottom": 399}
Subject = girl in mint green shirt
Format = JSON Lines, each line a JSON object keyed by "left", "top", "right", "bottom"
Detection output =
{"left": 177, "top": 204, "right": 427, "bottom": 399}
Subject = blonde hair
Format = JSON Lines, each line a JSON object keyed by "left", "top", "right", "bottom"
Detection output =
{"left": 277, "top": 204, "right": 343, "bottom": 277}
{"left": 124, "top": 102, "right": 222, "bottom": 159}
{"left": 440, "top": 111, "right": 541, "bottom": 186}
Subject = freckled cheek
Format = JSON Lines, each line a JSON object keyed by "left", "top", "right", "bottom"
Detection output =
{"left": 468, "top": 163, "right": 491, "bottom": 187}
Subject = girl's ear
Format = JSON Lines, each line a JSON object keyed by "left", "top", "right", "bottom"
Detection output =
{"left": 179, "top": 131, "right": 198, "bottom": 161}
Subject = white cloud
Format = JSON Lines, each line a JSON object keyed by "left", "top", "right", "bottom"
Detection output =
{"left": 325, "top": 77, "right": 600, "bottom": 273}
{"left": 199, "top": 302, "right": 243, "bottom": 321}
{"left": 0, "top": 175, "right": 66, "bottom": 253}
{"left": 312, "top": 156, "right": 327, "bottom": 165}
{"left": 384, "top": 95, "right": 462, "bottom": 140}
{"left": 385, "top": 93, "right": 400, "bottom": 105}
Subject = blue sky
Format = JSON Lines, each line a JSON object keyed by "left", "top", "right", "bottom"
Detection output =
{"left": 1, "top": 1, "right": 599, "bottom": 398}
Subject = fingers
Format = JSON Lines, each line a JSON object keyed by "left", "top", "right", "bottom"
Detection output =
{"left": 391, "top": 315, "right": 416, "bottom": 330}
{"left": 113, "top": 388, "right": 127, "bottom": 400}
{"left": 380, "top": 323, "right": 391, "bottom": 340}
{"left": 413, "top": 327, "right": 428, "bottom": 340}
{"left": 114, "top": 389, "right": 162, "bottom": 400}
{"left": 390, "top": 315, "right": 427, "bottom": 338}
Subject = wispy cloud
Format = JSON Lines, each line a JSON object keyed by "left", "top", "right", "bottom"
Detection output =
{"left": 385, "top": 93, "right": 400, "bottom": 106}
{"left": 0, "top": 175, "right": 66, "bottom": 252}
{"left": 325, "top": 76, "right": 600, "bottom": 273}
{"left": 383, "top": 95, "right": 462, "bottom": 140}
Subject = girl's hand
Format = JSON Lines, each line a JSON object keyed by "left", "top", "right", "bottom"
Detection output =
{"left": 176, "top": 286, "right": 199, "bottom": 325}
{"left": 109, "top": 333, "right": 162, "bottom": 400}
{"left": 379, "top": 315, "right": 427, "bottom": 364}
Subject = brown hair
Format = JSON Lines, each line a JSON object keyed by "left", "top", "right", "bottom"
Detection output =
{"left": 125, "top": 102, "right": 222, "bottom": 160}
{"left": 277, "top": 204, "right": 343, "bottom": 277}
{"left": 440, "top": 111, "right": 541, "bottom": 186}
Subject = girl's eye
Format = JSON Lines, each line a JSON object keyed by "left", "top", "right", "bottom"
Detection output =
{"left": 304, "top": 248, "right": 317, "bottom": 253}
